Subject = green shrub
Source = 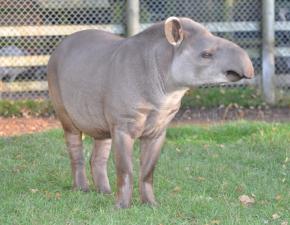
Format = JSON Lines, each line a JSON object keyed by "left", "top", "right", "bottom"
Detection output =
{"left": 181, "top": 86, "right": 265, "bottom": 109}
{"left": 1, "top": 86, "right": 289, "bottom": 117}
{"left": 0, "top": 100, "right": 54, "bottom": 117}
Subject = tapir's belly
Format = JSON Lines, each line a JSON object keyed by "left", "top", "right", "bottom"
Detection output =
{"left": 57, "top": 59, "right": 186, "bottom": 139}
{"left": 59, "top": 79, "right": 111, "bottom": 139}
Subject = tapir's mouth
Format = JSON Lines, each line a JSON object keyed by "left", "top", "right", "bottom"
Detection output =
{"left": 225, "top": 70, "right": 244, "bottom": 82}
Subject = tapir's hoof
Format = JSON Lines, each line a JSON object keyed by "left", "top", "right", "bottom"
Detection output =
{"left": 73, "top": 185, "right": 90, "bottom": 192}
{"left": 115, "top": 201, "right": 131, "bottom": 209}
{"left": 141, "top": 199, "right": 159, "bottom": 207}
{"left": 98, "top": 187, "right": 112, "bottom": 195}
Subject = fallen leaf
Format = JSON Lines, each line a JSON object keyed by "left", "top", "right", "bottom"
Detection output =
{"left": 272, "top": 213, "right": 280, "bottom": 220}
{"left": 211, "top": 153, "right": 219, "bottom": 158}
{"left": 172, "top": 186, "right": 181, "bottom": 193}
{"left": 260, "top": 200, "right": 269, "bottom": 205}
{"left": 275, "top": 194, "right": 282, "bottom": 201}
{"left": 281, "top": 222, "right": 288, "bottom": 225}
{"left": 30, "top": 188, "right": 38, "bottom": 193}
{"left": 44, "top": 191, "right": 52, "bottom": 200}
{"left": 196, "top": 176, "right": 206, "bottom": 182}
{"left": 239, "top": 194, "right": 255, "bottom": 206}
{"left": 235, "top": 185, "right": 244, "bottom": 193}
{"left": 20, "top": 108, "right": 30, "bottom": 118}
{"left": 55, "top": 192, "right": 61, "bottom": 200}
{"left": 220, "top": 89, "right": 225, "bottom": 94}
{"left": 263, "top": 219, "right": 269, "bottom": 224}
{"left": 176, "top": 211, "right": 182, "bottom": 217}
{"left": 233, "top": 103, "right": 239, "bottom": 108}
{"left": 211, "top": 220, "right": 220, "bottom": 224}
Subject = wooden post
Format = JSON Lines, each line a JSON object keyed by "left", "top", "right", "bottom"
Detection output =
{"left": 126, "top": 0, "right": 139, "bottom": 36}
{"left": 262, "top": 0, "right": 276, "bottom": 104}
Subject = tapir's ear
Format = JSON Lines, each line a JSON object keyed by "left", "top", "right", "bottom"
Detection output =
{"left": 164, "top": 17, "right": 184, "bottom": 46}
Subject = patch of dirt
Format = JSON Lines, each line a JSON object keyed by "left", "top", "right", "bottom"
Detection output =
{"left": 0, "top": 107, "right": 289, "bottom": 137}
{"left": 0, "top": 117, "right": 60, "bottom": 137}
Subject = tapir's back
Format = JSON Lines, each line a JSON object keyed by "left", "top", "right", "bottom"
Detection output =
{"left": 47, "top": 30, "right": 124, "bottom": 137}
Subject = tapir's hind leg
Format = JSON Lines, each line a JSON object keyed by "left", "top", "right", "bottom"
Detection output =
{"left": 64, "top": 131, "right": 89, "bottom": 192}
{"left": 48, "top": 57, "right": 89, "bottom": 192}
{"left": 90, "top": 139, "right": 112, "bottom": 194}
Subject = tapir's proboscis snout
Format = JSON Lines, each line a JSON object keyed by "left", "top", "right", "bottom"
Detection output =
{"left": 47, "top": 17, "right": 255, "bottom": 208}
{"left": 222, "top": 41, "right": 255, "bottom": 82}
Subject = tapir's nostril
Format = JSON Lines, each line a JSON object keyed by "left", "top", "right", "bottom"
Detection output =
{"left": 225, "top": 70, "right": 243, "bottom": 82}
{"left": 226, "top": 70, "right": 240, "bottom": 77}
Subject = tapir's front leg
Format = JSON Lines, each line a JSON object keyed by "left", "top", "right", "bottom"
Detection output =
{"left": 139, "top": 132, "right": 166, "bottom": 205}
{"left": 113, "top": 130, "right": 134, "bottom": 208}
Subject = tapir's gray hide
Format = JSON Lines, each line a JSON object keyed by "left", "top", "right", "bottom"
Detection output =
{"left": 47, "top": 17, "right": 254, "bottom": 208}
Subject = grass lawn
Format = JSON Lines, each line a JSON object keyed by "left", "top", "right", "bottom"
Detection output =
{"left": 0, "top": 121, "right": 289, "bottom": 225}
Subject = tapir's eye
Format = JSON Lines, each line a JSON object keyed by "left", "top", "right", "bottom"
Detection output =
{"left": 201, "top": 51, "right": 213, "bottom": 59}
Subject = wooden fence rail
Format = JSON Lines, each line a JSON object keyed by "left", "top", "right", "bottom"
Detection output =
{"left": 1, "top": 19, "right": 290, "bottom": 98}
{"left": 1, "top": 76, "right": 290, "bottom": 93}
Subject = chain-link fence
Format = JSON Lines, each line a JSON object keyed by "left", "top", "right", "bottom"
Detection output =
{"left": 276, "top": 0, "right": 290, "bottom": 92}
{"left": 0, "top": 0, "right": 125, "bottom": 99}
{"left": 0, "top": 0, "right": 288, "bottom": 102}
{"left": 140, "top": 0, "right": 262, "bottom": 88}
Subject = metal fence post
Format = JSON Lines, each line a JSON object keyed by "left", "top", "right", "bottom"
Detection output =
{"left": 262, "top": 0, "right": 276, "bottom": 104}
{"left": 126, "top": 0, "right": 140, "bottom": 36}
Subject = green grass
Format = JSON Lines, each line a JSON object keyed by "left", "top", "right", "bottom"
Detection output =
{"left": 0, "top": 121, "right": 289, "bottom": 225}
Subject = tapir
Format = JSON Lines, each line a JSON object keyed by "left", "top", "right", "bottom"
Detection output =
{"left": 47, "top": 17, "right": 254, "bottom": 208}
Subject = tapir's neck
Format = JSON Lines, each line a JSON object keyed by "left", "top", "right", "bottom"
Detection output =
{"left": 123, "top": 25, "right": 188, "bottom": 109}
{"left": 134, "top": 32, "right": 187, "bottom": 93}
